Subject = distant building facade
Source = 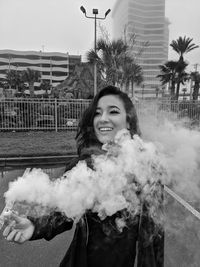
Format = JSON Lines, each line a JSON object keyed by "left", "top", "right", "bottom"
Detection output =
{"left": 112, "top": 0, "right": 169, "bottom": 97}
{"left": 0, "top": 49, "right": 81, "bottom": 88}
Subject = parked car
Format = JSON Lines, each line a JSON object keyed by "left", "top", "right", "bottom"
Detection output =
{"left": 36, "top": 114, "right": 55, "bottom": 127}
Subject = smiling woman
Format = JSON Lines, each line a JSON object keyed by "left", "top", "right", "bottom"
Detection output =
{"left": 76, "top": 86, "right": 140, "bottom": 155}
{"left": 2, "top": 86, "right": 163, "bottom": 267}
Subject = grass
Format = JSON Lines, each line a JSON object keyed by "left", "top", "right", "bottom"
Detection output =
{"left": 0, "top": 131, "right": 77, "bottom": 157}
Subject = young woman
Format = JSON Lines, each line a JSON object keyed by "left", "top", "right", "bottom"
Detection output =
{"left": 3, "top": 86, "right": 164, "bottom": 267}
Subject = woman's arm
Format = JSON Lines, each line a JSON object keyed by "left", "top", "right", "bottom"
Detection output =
{"left": 28, "top": 158, "right": 79, "bottom": 241}
{"left": 28, "top": 211, "right": 73, "bottom": 241}
{"left": 3, "top": 211, "right": 73, "bottom": 244}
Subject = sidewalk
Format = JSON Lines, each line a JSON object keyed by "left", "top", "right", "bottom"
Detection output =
{"left": 0, "top": 153, "right": 77, "bottom": 169}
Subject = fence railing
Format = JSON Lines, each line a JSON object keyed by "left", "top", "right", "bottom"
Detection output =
{"left": 0, "top": 98, "right": 91, "bottom": 131}
{"left": 0, "top": 98, "right": 199, "bottom": 131}
{"left": 136, "top": 99, "right": 200, "bottom": 127}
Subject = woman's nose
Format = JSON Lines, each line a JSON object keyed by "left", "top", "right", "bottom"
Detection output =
{"left": 100, "top": 112, "right": 109, "bottom": 122}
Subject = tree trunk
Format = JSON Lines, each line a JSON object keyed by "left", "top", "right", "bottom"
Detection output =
{"left": 192, "top": 82, "right": 200, "bottom": 101}
{"left": 131, "top": 80, "right": 134, "bottom": 98}
{"left": 29, "top": 82, "right": 34, "bottom": 98}
{"left": 170, "top": 80, "right": 176, "bottom": 100}
{"left": 175, "top": 81, "right": 181, "bottom": 100}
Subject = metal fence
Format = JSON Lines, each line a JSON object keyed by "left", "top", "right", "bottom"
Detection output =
{"left": 136, "top": 99, "right": 200, "bottom": 127}
{"left": 0, "top": 98, "right": 91, "bottom": 131}
{"left": 0, "top": 98, "right": 199, "bottom": 131}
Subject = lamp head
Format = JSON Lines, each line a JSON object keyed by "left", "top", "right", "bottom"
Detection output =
{"left": 93, "top": 8, "right": 98, "bottom": 15}
{"left": 80, "top": 6, "right": 86, "bottom": 14}
{"left": 105, "top": 9, "right": 111, "bottom": 17}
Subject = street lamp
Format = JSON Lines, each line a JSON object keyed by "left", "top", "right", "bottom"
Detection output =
{"left": 80, "top": 6, "right": 111, "bottom": 96}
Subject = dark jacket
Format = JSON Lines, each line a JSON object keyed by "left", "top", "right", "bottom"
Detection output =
{"left": 29, "top": 156, "right": 164, "bottom": 267}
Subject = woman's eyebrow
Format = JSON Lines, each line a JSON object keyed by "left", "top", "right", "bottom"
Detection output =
{"left": 109, "top": 105, "right": 120, "bottom": 110}
{"left": 96, "top": 105, "right": 120, "bottom": 110}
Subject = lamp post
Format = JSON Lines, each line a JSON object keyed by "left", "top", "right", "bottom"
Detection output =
{"left": 80, "top": 6, "right": 111, "bottom": 96}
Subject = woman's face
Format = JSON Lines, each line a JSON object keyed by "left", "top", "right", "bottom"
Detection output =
{"left": 93, "top": 95, "right": 129, "bottom": 144}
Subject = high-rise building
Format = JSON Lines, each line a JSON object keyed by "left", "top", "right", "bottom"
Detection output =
{"left": 0, "top": 49, "right": 81, "bottom": 88}
{"left": 112, "top": 0, "right": 169, "bottom": 96}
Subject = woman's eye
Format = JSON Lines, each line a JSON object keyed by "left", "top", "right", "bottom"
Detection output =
{"left": 110, "top": 110, "right": 119, "bottom": 114}
{"left": 94, "top": 111, "right": 101, "bottom": 116}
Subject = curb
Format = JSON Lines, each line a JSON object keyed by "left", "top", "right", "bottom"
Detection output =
{"left": 0, "top": 154, "right": 78, "bottom": 169}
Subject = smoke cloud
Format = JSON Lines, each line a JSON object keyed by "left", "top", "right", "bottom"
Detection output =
{"left": 4, "top": 129, "right": 165, "bottom": 224}
{"left": 2, "top": 108, "right": 200, "bottom": 230}
{"left": 140, "top": 111, "right": 200, "bottom": 204}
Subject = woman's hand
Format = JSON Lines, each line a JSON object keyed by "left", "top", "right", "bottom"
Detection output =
{"left": 3, "top": 213, "right": 35, "bottom": 244}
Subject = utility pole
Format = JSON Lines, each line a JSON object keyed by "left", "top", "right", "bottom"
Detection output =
{"left": 8, "top": 55, "right": 11, "bottom": 89}
{"left": 50, "top": 57, "right": 52, "bottom": 93}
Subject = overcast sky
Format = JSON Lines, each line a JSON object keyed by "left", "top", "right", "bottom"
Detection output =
{"left": 0, "top": 0, "right": 199, "bottom": 70}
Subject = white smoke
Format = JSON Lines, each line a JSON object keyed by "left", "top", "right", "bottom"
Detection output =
{"left": 3, "top": 109, "right": 200, "bottom": 226}
{"left": 4, "top": 129, "right": 165, "bottom": 223}
{"left": 140, "top": 113, "right": 200, "bottom": 203}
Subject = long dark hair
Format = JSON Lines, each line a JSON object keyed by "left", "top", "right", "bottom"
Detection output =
{"left": 76, "top": 85, "right": 141, "bottom": 156}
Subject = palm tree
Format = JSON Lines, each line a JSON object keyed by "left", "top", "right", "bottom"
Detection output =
{"left": 121, "top": 61, "right": 143, "bottom": 95}
{"left": 87, "top": 37, "right": 144, "bottom": 91}
{"left": 190, "top": 71, "right": 200, "bottom": 101}
{"left": 157, "top": 60, "right": 188, "bottom": 100}
{"left": 87, "top": 38, "right": 128, "bottom": 86}
{"left": 6, "top": 69, "right": 23, "bottom": 91}
{"left": 40, "top": 80, "right": 51, "bottom": 97}
{"left": 22, "top": 68, "right": 41, "bottom": 98}
{"left": 169, "top": 36, "right": 198, "bottom": 100}
{"left": 6, "top": 70, "right": 15, "bottom": 89}
{"left": 170, "top": 36, "right": 199, "bottom": 62}
{"left": 158, "top": 61, "right": 178, "bottom": 99}
{"left": 174, "top": 60, "right": 188, "bottom": 100}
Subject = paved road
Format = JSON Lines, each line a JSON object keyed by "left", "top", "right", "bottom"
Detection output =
{"left": 0, "top": 228, "right": 74, "bottom": 267}
{"left": 0, "top": 168, "right": 75, "bottom": 267}
{"left": 1, "top": 169, "right": 200, "bottom": 267}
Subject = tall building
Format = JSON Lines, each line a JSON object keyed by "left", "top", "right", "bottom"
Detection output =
{"left": 112, "top": 0, "right": 169, "bottom": 96}
{"left": 0, "top": 49, "right": 81, "bottom": 88}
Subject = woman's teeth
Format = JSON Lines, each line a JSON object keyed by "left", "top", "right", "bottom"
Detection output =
{"left": 99, "top": 127, "right": 113, "bottom": 132}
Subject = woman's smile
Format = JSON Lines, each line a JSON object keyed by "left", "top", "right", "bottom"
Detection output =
{"left": 98, "top": 127, "right": 113, "bottom": 132}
